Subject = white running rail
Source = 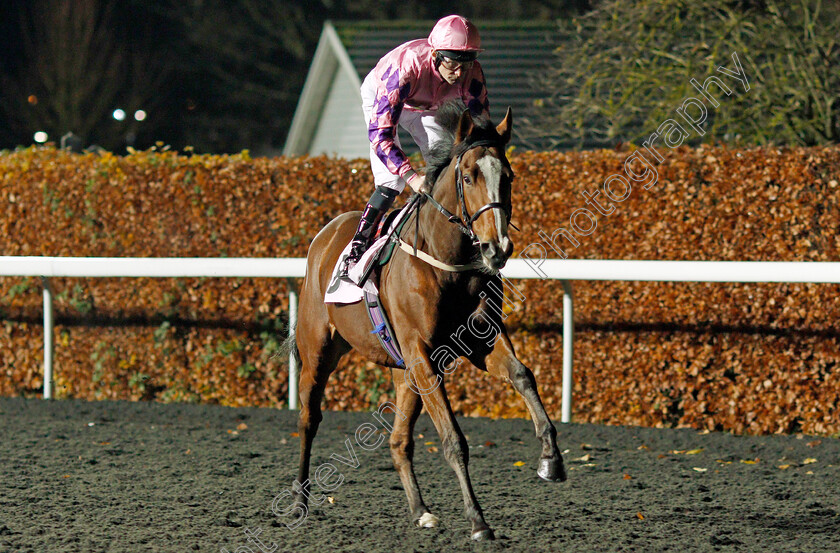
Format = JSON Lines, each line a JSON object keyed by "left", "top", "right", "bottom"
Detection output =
{"left": 2, "top": 256, "right": 840, "bottom": 422}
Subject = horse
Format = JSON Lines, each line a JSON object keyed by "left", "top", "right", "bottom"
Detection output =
{"left": 287, "top": 103, "right": 566, "bottom": 541}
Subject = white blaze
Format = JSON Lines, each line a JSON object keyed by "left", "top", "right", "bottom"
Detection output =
{"left": 476, "top": 155, "right": 509, "bottom": 252}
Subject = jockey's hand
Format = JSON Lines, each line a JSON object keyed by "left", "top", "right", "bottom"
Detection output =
{"left": 409, "top": 174, "right": 431, "bottom": 195}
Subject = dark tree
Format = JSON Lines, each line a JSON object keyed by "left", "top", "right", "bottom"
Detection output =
{"left": 519, "top": 0, "right": 840, "bottom": 149}
{"left": 0, "top": 0, "right": 176, "bottom": 151}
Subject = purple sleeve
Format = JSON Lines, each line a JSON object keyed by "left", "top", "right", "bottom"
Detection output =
{"left": 368, "top": 65, "right": 414, "bottom": 178}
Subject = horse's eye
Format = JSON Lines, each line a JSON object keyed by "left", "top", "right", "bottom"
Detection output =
{"left": 463, "top": 174, "right": 473, "bottom": 186}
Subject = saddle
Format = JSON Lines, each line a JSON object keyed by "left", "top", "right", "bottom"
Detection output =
{"left": 371, "top": 206, "right": 408, "bottom": 267}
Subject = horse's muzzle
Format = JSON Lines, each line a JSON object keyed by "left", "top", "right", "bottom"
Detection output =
{"left": 480, "top": 237, "right": 513, "bottom": 271}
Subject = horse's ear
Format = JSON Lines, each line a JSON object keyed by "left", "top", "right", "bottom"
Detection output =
{"left": 496, "top": 107, "right": 513, "bottom": 145}
{"left": 455, "top": 109, "right": 474, "bottom": 144}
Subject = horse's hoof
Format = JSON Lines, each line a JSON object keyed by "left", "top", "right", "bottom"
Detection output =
{"left": 538, "top": 457, "right": 567, "bottom": 482}
{"left": 417, "top": 512, "right": 439, "bottom": 528}
{"left": 471, "top": 528, "right": 495, "bottom": 541}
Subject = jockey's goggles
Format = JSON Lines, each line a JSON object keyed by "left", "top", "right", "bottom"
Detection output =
{"left": 440, "top": 56, "right": 474, "bottom": 71}
{"left": 436, "top": 49, "right": 477, "bottom": 70}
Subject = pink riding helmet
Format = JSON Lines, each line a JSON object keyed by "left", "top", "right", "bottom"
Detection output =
{"left": 427, "top": 15, "right": 482, "bottom": 52}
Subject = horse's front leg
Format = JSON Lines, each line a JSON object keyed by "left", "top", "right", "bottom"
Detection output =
{"left": 480, "top": 333, "right": 567, "bottom": 482}
{"left": 388, "top": 371, "right": 438, "bottom": 528}
{"left": 404, "top": 345, "right": 494, "bottom": 541}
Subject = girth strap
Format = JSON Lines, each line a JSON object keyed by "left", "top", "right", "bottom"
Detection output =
{"left": 364, "top": 290, "right": 405, "bottom": 367}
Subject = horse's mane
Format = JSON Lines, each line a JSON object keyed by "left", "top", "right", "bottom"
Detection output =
{"left": 425, "top": 100, "right": 500, "bottom": 188}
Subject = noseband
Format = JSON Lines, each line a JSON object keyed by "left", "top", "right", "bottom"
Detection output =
{"left": 423, "top": 140, "right": 512, "bottom": 245}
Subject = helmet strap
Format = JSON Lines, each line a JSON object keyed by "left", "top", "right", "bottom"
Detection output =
{"left": 433, "top": 51, "right": 444, "bottom": 71}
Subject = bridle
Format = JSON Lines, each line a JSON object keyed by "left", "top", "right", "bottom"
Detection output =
{"left": 358, "top": 139, "right": 516, "bottom": 284}
{"left": 421, "top": 139, "right": 513, "bottom": 245}
{"left": 369, "top": 139, "right": 516, "bottom": 281}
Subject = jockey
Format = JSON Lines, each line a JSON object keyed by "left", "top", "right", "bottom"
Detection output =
{"left": 340, "top": 14, "right": 490, "bottom": 279}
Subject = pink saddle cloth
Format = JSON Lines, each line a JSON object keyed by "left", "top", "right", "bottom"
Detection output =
{"left": 323, "top": 236, "right": 389, "bottom": 304}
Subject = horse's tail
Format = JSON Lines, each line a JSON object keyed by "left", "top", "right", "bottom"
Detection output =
{"left": 278, "top": 324, "right": 301, "bottom": 409}
{"left": 277, "top": 323, "right": 300, "bottom": 367}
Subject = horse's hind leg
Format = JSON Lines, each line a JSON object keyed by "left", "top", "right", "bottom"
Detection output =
{"left": 294, "top": 318, "right": 348, "bottom": 507}
{"left": 480, "top": 333, "right": 567, "bottom": 482}
{"left": 389, "top": 372, "right": 438, "bottom": 528}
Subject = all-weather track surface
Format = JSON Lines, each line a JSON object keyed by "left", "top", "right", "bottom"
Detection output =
{"left": 0, "top": 397, "right": 838, "bottom": 553}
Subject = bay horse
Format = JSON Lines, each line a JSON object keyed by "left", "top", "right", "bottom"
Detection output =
{"left": 289, "top": 104, "right": 566, "bottom": 541}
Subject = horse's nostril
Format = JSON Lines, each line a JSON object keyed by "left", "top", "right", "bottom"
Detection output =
{"left": 480, "top": 242, "right": 497, "bottom": 258}
{"left": 502, "top": 239, "right": 513, "bottom": 257}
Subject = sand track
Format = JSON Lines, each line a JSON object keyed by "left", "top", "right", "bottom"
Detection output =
{"left": 0, "top": 397, "right": 837, "bottom": 552}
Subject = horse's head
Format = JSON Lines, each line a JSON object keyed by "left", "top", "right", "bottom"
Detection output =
{"left": 450, "top": 107, "right": 515, "bottom": 273}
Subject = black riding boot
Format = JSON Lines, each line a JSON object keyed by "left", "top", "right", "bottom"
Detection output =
{"left": 340, "top": 186, "right": 398, "bottom": 278}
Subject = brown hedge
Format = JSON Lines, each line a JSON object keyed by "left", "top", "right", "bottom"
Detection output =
{"left": 1, "top": 144, "right": 839, "bottom": 435}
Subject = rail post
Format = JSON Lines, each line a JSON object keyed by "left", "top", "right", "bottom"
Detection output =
{"left": 561, "top": 280, "right": 573, "bottom": 423}
{"left": 41, "top": 277, "right": 54, "bottom": 399}
{"left": 287, "top": 278, "right": 299, "bottom": 410}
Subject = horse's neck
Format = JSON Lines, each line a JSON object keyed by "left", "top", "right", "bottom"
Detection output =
{"left": 414, "top": 165, "right": 473, "bottom": 269}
